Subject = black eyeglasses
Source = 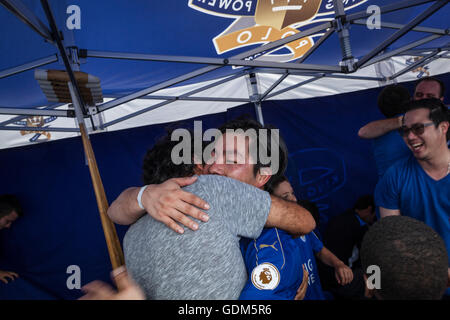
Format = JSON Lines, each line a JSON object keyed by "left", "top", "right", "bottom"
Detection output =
{"left": 398, "top": 122, "right": 435, "bottom": 137}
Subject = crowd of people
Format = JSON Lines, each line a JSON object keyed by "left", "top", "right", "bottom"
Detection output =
{"left": 1, "top": 76, "right": 449, "bottom": 300}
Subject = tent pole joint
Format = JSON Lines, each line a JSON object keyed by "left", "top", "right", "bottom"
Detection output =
{"left": 333, "top": 0, "right": 358, "bottom": 72}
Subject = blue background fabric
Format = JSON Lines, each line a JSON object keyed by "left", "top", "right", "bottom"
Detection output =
{"left": 1, "top": 73, "right": 448, "bottom": 299}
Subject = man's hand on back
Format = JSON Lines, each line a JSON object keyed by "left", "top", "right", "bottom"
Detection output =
{"left": 142, "top": 176, "right": 210, "bottom": 234}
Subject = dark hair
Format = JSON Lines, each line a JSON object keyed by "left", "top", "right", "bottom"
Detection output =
{"left": 353, "top": 194, "right": 375, "bottom": 211}
{"left": 0, "top": 194, "right": 23, "bottom": 218}
{"left": 414, "top": 76, "right": 445, "bottom": 98}
{"left": 264, "top": 174, "right": 288, "bottom": 194}
{"left": 142, "top": 130, "right": 198, "bottom": 185}
{"left": 403, "top": 98, "right": 450, "bottom": 141}
{"left": 361, "top": 216, "right": 448, "bottom": 300}
{"left": 377, "top": 84, "right": 411, "bottom": 118}
{"left": 298, "top": 199, "right": 320, "bottom": 228}
{"left": 218, "top": 117, "right": 288, "bottom": 189}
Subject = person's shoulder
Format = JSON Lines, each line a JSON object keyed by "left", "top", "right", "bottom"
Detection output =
{"left": 257, "top": 227, "right": 280, "bottom": 241}
{"left": 196, "top": 174, "right": 252, "bottom": 189}
{"left": 306, "top": 231, "right": 322, "bottom": 242}
{"left": 195, "top": 175, "right": 267, "bottom": 202}
{"left": 182, "top": 174, "right": 235, "bottom": 194}
{"left": 197, "top": 174, "right": 233, "bottom": 184}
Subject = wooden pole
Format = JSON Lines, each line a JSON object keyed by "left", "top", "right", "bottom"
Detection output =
{"left": 78, "top": 122, "right": 125, "bottom": 269}
{"left": 38, "top": 0, "right": 125, "bottom": 271}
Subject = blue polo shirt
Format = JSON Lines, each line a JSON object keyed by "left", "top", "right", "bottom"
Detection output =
{"left": 239, "top": 228, "right": 326, "bottom": 300}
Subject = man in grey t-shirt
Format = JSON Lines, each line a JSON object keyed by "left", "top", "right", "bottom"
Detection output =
{"left": 124, "top": 174, "right": 271, "bottom": 299}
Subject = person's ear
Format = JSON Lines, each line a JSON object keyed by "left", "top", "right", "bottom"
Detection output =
{"left": 439, "top": 121, "right": 449, "bottom": 135}
{"left": 255, "top": 167, "right": 272, "bottom": 189}
{"left": 363, "top": 274, "right": 376, "bottom": 299}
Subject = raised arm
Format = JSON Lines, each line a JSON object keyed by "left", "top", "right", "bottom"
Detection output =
{"left": 107, "top": 176, "right": 210, "bottom": 232}
{"left": 358, "top": 116, "right": 403, "bottom": 139}
{"left": 265, "top": 195, "right": 316, "bottom": 236}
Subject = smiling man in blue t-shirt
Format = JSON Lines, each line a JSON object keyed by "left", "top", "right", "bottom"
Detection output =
{"left": 375, "top": 98, "right": 450, "bottom": 297}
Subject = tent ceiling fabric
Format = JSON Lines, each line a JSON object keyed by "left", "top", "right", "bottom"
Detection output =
{"left": 0, "top": 0, "right": 449, "bottom": 149}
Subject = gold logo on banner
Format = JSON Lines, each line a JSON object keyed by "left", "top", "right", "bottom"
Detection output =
{"left": 406, "top": 56, "right": 431, "bottom": 77}
{"left": 188, "top": 0, "right": 327, "bottom": 63}
{"left": 255, "top": 0, "right": 322, "bottom": 30}
{"left": 214, "top": 25, "right": 313, "bottom": 60}
{"left": 16, "top": 116, "right": 55, "bottom": 141}
{"left": 189, "top": 0, "right": 368, "bottom": 63}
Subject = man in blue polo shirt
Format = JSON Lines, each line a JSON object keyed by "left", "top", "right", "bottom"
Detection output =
{"left": 375, "top": 98, "right": 450, "bottom": 297}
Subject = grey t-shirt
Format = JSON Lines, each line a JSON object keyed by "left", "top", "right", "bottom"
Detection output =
{"left": 123, "top": 175, "right": 271, "bottom": 300}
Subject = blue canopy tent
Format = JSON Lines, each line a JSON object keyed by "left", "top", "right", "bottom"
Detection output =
{"left": 0, "top": 0, "right": 448, "bottom": 299}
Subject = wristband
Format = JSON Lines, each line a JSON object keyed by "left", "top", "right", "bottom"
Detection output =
{"left": 137, "top": 185, "right": 149, "bottom": 210}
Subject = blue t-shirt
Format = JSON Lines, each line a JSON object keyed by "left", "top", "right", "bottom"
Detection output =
{"left": 375, "top": 154, "right": 450, "bottom": 295}
{"left": 239, "top": 228, "right": 326, "bottom": 300}
{"left": 372, "top": 130, "right": 411, "bottom": 179}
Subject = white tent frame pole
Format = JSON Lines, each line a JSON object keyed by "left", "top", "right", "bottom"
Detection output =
{"left": 260, "top": 73, "right": 290, "bottom": 102}
{"left": 172, "top": 69, "right": 249, "bottom": 98}
{"left": 347, "top": 0, "right": 437, "bottom": 22}
{"left": 40, "top": 0, "right": 88, "bottom": 116}
{"left": 0, "top": 107, "right": 69, "bottom": 117}
{"left": 333, "top": 0, "right": 356, "bottom": 71}
{"left": 401, "top": 45, "right": 450, "bottom": 55}
{"left": 245, "top": 73, "right": 264, "bottom": 125}
{"left": 361, "top": 34, "right": 444, "bottom": 68}
{"left": 254, "top": 69, "right": 383, "bottom": 81}
{"left": 265, "top": 75, "right": 325, "bottom": 100}
{"left": 104, "top": 95, "right": 250, "bottom": 103}
{"left": 0, "top": 0, "right": 53, "bottom": 42}
{"left": 297, "top": 27, "right": 336, "bottom": 64}
{"left": 99, "top": 65, "right": 222, "bottom": 112}
{"left": 254, "top": 101, "right": 264, "bottom": 126}
{"left": 96, "top": 21, "right": 333, "bottom": 113}
{"left": 85, "top": 50, "right": 340, "bottom": 73}
{"left": 0, "top": 125, "right": 79, "bottom": 132}
{"left": 0, "top": 55, "right": 58, "bottom": 79}
{"left": 0, "top": 103, "right": 64, "bottom": 127}
{"left": 355, "top": 0, "right": 447, "bottom": 68}
{"left": 101, "top": 70, "right": 252, "bottom": 128}
{"left": 351, "top": 19, "right": 448, "bottom": 35}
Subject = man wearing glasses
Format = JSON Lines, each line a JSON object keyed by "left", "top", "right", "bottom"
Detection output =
{"left": 374, "top": 98, "right": 450, "bottom": 298}
{"left": 358, "top": 77, "right": 447, "bottom": 179}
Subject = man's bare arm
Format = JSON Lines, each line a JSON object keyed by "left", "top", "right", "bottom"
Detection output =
{"left": 265, "top": 195, "right": 316, "bottom": 235}
{"left": 107, "top": 176, "right": 210, "bottom": 232}
{"left": 358, "top": 116, "right": 403, "bottom": 139}
{"left": 315, "top": 247, "right": 353, "bottom": 286}
{"left": 107, "top": 187, "right": 144, "bottom": 225}
{"left": 379, "top": 207, "right": 401, "bottom": 218}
